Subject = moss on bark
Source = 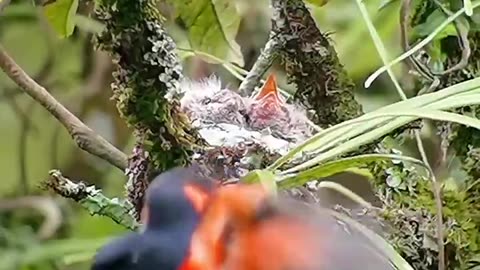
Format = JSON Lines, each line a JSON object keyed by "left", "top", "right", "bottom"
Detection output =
{"left": 271, "top": 0, "right": 363, "bottom": 127}
{"left": 92, "top": 0, "right": 206, "bottom": 218}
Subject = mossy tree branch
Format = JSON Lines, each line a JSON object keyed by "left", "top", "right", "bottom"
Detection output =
{"left": 92, "top": 0, "right": 209, "bottom": 218}
{"left": 94, "top": 0, "right": 206, "bottom": 170}
{"left": 271, "top": 0, "right": 364, "bottom": 127}
{"left": 43, "top": 170, "right": 138, "bottom": 230}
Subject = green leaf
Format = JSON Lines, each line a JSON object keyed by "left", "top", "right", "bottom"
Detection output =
{"left": 411, "top": 9, "right": 458, "bottom": 40}
{"left": 365, "top": 0, "right": 480, "bottom": 87}
{"left": 269, "top": 81, "right": 480, "bottom": 171}
{"left": 241, "top": 169, "right": 278, "bottom": 196}
{"left": 282, "top": 108, "right": 480, "bottom": 173}
{"left": 303, "top": 0, "right": 329, "bottom": 7}
{"left": 168, "top": 0, "right": 244, "bottom": 66}
{"left": 278, "top": 154, "right": 427, "bottom": 189}
{"left": 42, "top": 0, "right": 79, "bottom": 38}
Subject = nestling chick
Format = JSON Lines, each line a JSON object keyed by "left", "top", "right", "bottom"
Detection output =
{"left": 179, "top": 73, "right": 313, "bottom": 150}
{"left": 244, "top": 74, "right": 312, "bottom": 143}
{"left": 179, "top": 76, "right": 248, "bottom": 127}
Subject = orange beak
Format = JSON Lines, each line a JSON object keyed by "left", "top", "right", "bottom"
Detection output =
{"left": 254, "top": 74, "right": 283, "bottom": 109}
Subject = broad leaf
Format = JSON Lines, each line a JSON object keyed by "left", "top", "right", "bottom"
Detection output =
{"left": 169, "top": 0, "right": 244, "bottom": 66}
{"left": 43, "top": 0, "right": 79, "bottom": 38}
{"left": 411, "top": 9, "right": 457, "bottom": 40}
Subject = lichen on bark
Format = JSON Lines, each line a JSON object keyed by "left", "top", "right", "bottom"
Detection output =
{"left": 94, "top": 0, "right": 204, "bottom": 169}
{"left": 92, "top": 0, "right": 206, "bottom": 218}
{"left": 369, "top": 142, "right": 479, "bottom": 270}
{"left": 271, "top": 0, "right": 364, "bottom": 127}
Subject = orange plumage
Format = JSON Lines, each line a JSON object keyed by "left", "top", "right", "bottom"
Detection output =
{"left": 99, "top": 167, "right": 395, "bottom": 270}
{"left": 179, "top": 182, "right": 394, "bottom": 270}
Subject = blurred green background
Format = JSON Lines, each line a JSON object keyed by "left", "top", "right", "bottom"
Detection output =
{"left": 0, "top": 0, "right": 416, "bottom": 269}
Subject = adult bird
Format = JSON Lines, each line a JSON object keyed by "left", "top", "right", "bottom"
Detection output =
{"left": 91, "top": 166, "right": 215, "bottom": 270}
{"left": 92, "top": 166, "right": 397, "bottom": 270}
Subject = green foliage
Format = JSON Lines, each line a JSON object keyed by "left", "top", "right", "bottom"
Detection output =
{"left": 241, "top": 169, "right": 278, "bottom": 196}
{"left": 1, "top": 236, "right": 109, "bottom": 269}
{"left": 167, "top": 0, "right": 244, "bottom": 66}
{"left": 277, "top": 154, "right": 427, "bottom": 189}
{"left": 42, "top": 0, "right": 79, "bottom": 38}
{"left": 411, "top": 9, "right": 458, "bottom": 40}
{"left": 369, "top": 149, "right": 480, "bottom": 270}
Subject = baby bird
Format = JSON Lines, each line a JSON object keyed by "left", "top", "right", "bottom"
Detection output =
{"left": 179, "top": 73, "right": 313, "bottom": 154}
{"left": 180, "top": 76, "right": 248, "bottom": 127}
{"left": 245, "top": 74, "right": 312, "bottom": 143}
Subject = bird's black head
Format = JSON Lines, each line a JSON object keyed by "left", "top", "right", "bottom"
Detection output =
{"left": 92, "top": 166, "right": 216, "bottom": 270}
{"left": 143, "top": 165, "right": 215, "bottom": 229}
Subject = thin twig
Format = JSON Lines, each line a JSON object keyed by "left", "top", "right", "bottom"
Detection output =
{"left": 400, "top": 0, "right": 471, "bottom": 82}
{"left": 414, "top": 131, "right": 445, "bottom": 270}
{"left": 42, "top": 170, "right": 139, "bottom": 230}
{"left": 0, "top": 44, "right": 128, "bottom": 170}
{"left": 400, "top": 0, "right": 437, "bottom": 83}
{"left": 432, "top": 0, "right": 471, "bottom": 75}
{"left": 238, "top": 36, "right": 282, "bottom": 96}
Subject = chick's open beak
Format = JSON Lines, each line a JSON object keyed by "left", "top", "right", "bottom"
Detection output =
{"left": 254, "top": 74, "right": 283, "bottom": 109}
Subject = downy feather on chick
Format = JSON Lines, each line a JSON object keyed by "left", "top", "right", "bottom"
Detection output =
{"left": 179, "top": 74, "right": 313, "bottom": 152}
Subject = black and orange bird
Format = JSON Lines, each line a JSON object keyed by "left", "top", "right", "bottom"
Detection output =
{"left": 92, "top": 166, "right": 397, "bottom": 270}
{"left": 91, "top": 166, "right": 216, "bottom": 270}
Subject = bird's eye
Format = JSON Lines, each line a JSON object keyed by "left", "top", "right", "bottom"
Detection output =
{"left": 202, "top": 97, "right": 211, "bottom": 104}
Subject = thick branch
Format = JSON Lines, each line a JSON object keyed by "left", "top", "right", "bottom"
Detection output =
{"left": 271, "top": 0, "right": 364, "bottom": 127}
{"left": 0, "top": 44, "right": 128, "bottom": 170}
{"left": 43, "top": 170, "right": 138, "bottom": 230}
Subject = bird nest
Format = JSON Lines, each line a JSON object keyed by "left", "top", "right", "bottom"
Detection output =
{"left": 179, "top": 75, "right": 314, "bottom": 181}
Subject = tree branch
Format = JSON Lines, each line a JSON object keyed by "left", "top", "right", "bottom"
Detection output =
{"left": 0, "top": 44, "right": 128, "bottom": 170}
{"left": 271, "top": 0, "right": 364, "bottom": 127}
{"left": 42, "top": 170, "right": 138, "bottom": 230}
{"left": 238, "top": 35, "right": 282, "bottom": 96}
